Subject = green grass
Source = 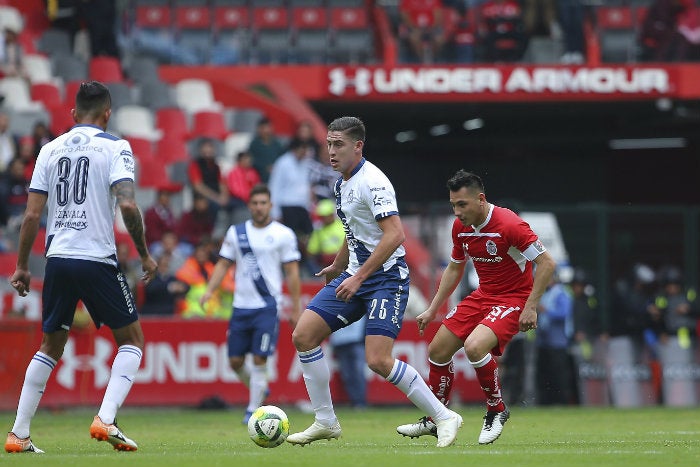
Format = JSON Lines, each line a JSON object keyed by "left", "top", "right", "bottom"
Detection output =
{"left": 1, "top": 406, "right": 699, "bottom": 467}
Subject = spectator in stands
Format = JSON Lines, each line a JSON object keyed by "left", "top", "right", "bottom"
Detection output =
{"left": 308, "top": 145, "right": 338, "bottom": 202}
{"left": 225, "top": 151, "right": 260, "bottom": 225}
{"left": 144, "top": 184, "right": 180, "bottom": 248}
{"left": 0, "top": 157, "right": 29, "bottom": 230}
{"left": 175, "top": 238, "right": 233, "bottom": 319}
{"left": 30, "top": 121, "right": 54, "bottom": 156}
{"left": 290, "top": 120, "right": 321, "bottom": 160}
{"left": 0, "top": 19, "right": 28, "bottom": 80}
{"left": 187, "top": 138, "right": 230, "bottom": 233}
{"left": 0, "top": 112, "right": 18, "bottom": 173}
{"left": 522, "top": 0, "right": 560, "bottom": 39}
{"left": 399, "top": 0, "right": 448, "bottom": 63}
{"left": 674, "top": 0, "right": 700, "bottom": 61}
{"left": 609, "top": 263, "right": 658, "bottom": 341}
{"left": 569, "top": 268, "right": 600, "bottom": 360}
{"left": 17, "top": 136, "right": 37, "bottom": 181}
{"left": 653, "top": 265, "right": 699, "bottom": 348}
{"left": 307, "top": 199, "right": 345, "bottom": 270}
{"left": 269, "top": 139, "right": 314, "bottom": 260}
{"left": 330, "top": 316, "right": 368, "bottom": 409}
{"left": 140, "top": 252, "right": 189, "bottom": 316}
{"left": 535, "top": 268, "right": 574, "bottom": 405}
{"left": 249, "top": 117, "right": 285, "bottom": 184}
{"left": 639, "top": 0, "right": 690, "bottom": 61}
{"left": 46, "top": 0, "right": 81, "bottom": 46}
{"left": 479, "top": 0, "right": 528, "bottom": 62}
{"left": 150, "top": 230, "right": 190, "bottom": 275}
{"left": 557, "top": 0, "right": 585, "bottom": 64}
{"left": 177, "top": 194, "right": 215, "bottom": 249}
{"left": 77, "top": 0, "right": 119, "bottom": 58}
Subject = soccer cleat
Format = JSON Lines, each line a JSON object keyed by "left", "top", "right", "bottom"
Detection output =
{"left": 478, "top": 408, "right": 510, "bottom": 445}
{"left": 435, "top": 410, "right": 463, "bottom": 448}
{"left": 5, "top": 432, "right": 44, "bottom": 453}
{"left": 89, "top": 415, "right": 138, "bottom": 451}
{"left": 396, "top": 417, "right": 438, "bottom": 438}
{"left": 286, "top": 421, "right": 341, "bottom": 446}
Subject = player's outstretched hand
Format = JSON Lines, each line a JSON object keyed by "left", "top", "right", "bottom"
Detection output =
{"left": 10, "top": 269, "right": 31, "bottom": 297}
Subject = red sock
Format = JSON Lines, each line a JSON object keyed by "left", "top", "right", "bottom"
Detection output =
{"left": 471, "top": 353, "right": 506, "bottom": 412}
{"left": 428, "top": 359, "right": 454, "bottom": 406}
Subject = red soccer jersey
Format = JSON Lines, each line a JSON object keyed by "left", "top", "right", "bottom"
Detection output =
{"left": 450, "top": 204, "right": 544, "bottom": 296}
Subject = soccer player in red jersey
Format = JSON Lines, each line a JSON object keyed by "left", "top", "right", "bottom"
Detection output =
{"left": 397, "top": 169, "right": 555, "bottom": 444}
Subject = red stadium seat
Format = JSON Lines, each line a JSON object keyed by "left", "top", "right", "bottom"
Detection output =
{"left": 47, "top": 103, "right": 75, "bottom": 136}
{"left": 292, "top": 7, "right": 328, "bottom": 30}
{"left": 64, "top": 80, "right": 82, "bottom": 105}
{"left": 330, "top": 6, "right": 368, "bottom": 30}
{"left": 135, "top": 5, "right": 172, "bottom": 29}
{"left": 156, "top": 137, "right": 190, "bottom": 163}
{"left": 89, "top": 56, "right": 124, "bottom": 83}
{"left": 252, "top": 6, "right": 289, "bottom": 30}
{"left": 174, "top": 5, "right": 210, "bottom": 29}
{"left": 190, "top": 110, "right": 229, "bottom": 140}
{"left": 214, "top": 5, "right": 249, "bottom": 30}
{"left": 596, "top": 6, "right": 634, "bottom": 30}
{"left": 31, "top": 82, "right": 62, "bottom": 108}
{"left": 156, "top": 107, "right": 190, "bottom": 141}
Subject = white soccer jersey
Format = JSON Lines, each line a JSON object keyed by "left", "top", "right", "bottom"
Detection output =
{"left": 335, "top": 158, "right": 407, "bottom": 277}
{"left": 30, "top": 124, "right": 135, "bottom": 264}
{"left": 219, "top": 220, "right": 301, "bottom": 310}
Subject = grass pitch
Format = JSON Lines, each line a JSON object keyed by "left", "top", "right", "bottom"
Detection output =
{"left": 1, "top": 406, "right": 698, "bottom": 467}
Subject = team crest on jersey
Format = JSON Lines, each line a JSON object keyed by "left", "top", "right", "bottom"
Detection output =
{"left": 65, "top": 132, "right": 90, "bottom": 147}
{"left": 486, "top": 239, "right": 498, "bottom": 256}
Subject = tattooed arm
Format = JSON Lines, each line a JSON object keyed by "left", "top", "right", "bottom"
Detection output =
{"left": 113, "top": 180, "right": 157, "bottom": 284}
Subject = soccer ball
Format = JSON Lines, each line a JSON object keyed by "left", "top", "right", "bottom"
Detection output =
{"left": 247, "top": 405, "right": 290, "bottom": 448}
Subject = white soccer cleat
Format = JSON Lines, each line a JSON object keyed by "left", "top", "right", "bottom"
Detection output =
{"left": 396, "top": 416, "right": 438, "bottom": 438}
{"left": 435, "top": 410, "right": 463, "bottom": 448}
{"left": 286, "top": 421, "right": 341, "bottom": 446}
{"left": 478, "top": 408, "right": 510, "bottom": 445}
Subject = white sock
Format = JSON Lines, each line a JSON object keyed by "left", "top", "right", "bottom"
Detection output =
{"left": 247, "top": 363, "right": 268, "bottom": 412}
{"left": 11, "top": 352, "right": 56, "bottom": 438}
{"left": 234, "top": 366, "right": 250, "bottom": 388}
{"left": 386, "top": 359, "right": 451, "bottom": 421}
{"left": 98, "top": 345, "right": 142, "bottom": 424}
{"left": 298, "top": 347, "right": 336, "bottom": 426}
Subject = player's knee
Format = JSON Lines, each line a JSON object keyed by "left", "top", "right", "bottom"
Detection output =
{"left": 291, "top": 327, "right": 317, "bottom": 352}
{"left": 464, "top": 338, "right": 487, "bottom": 362}
{"left": 427, "top": 341, "right": 454, "bottom": 363}
{"left": 365, "top": 354, "right": 392, "bottom": 378}
{"left": 229, "top": 357, "right": 244, "bottom": 370}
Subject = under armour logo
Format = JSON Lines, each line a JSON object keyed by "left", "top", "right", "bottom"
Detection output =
{"left": 56, "top": 336, "right": 113, "bottom": 389}
{"left": 329, "top": 68, "right": 372, "bottom": 96}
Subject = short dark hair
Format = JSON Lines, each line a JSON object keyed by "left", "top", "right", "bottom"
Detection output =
{"left": 75, "top": 81, "right": 111, "bottom": 120}
{"left": 328, "top": 116, "right": 365, "bottom": 142}
{"left": 249, "top": 183, "right": 271, "bottom": 199}
{"left": 446, "top": 169, "right": 485, "bottom": 193}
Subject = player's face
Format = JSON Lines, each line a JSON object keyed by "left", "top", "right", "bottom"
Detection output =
{"left": 248, "top": 193, "right": 272, "bottom": 226}
{"left": 450, "top": 187, "right": 486, "bottom": 227}
{"left": 327, "top": 130, "right": 363, "bottom": 179}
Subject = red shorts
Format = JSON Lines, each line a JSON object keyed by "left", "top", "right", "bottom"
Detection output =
{"left": 442, "top": 289, "right": 528, "bottom": 357}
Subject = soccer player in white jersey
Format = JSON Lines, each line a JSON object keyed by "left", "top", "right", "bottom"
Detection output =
{"left": 5, "top": 81, "right": 157, "bottom": 454}
{"left": 396, "top": 170, "right": 555, "bottom": 445}
{"left": 286, "top": 116, "right": 463, "bottom": 448}
{"left": 200, "top": 183, "right": 302, "bottom": 425}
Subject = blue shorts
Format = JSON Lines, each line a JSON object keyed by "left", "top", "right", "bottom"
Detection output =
{"left": 42, "top": 257, "right": 138, "bottom": 333}
{"left": 227, "top": 305, "right": 279, "bottom": 357}
{"left": 307, "top": 266, "right": 410, "bottom": 339}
